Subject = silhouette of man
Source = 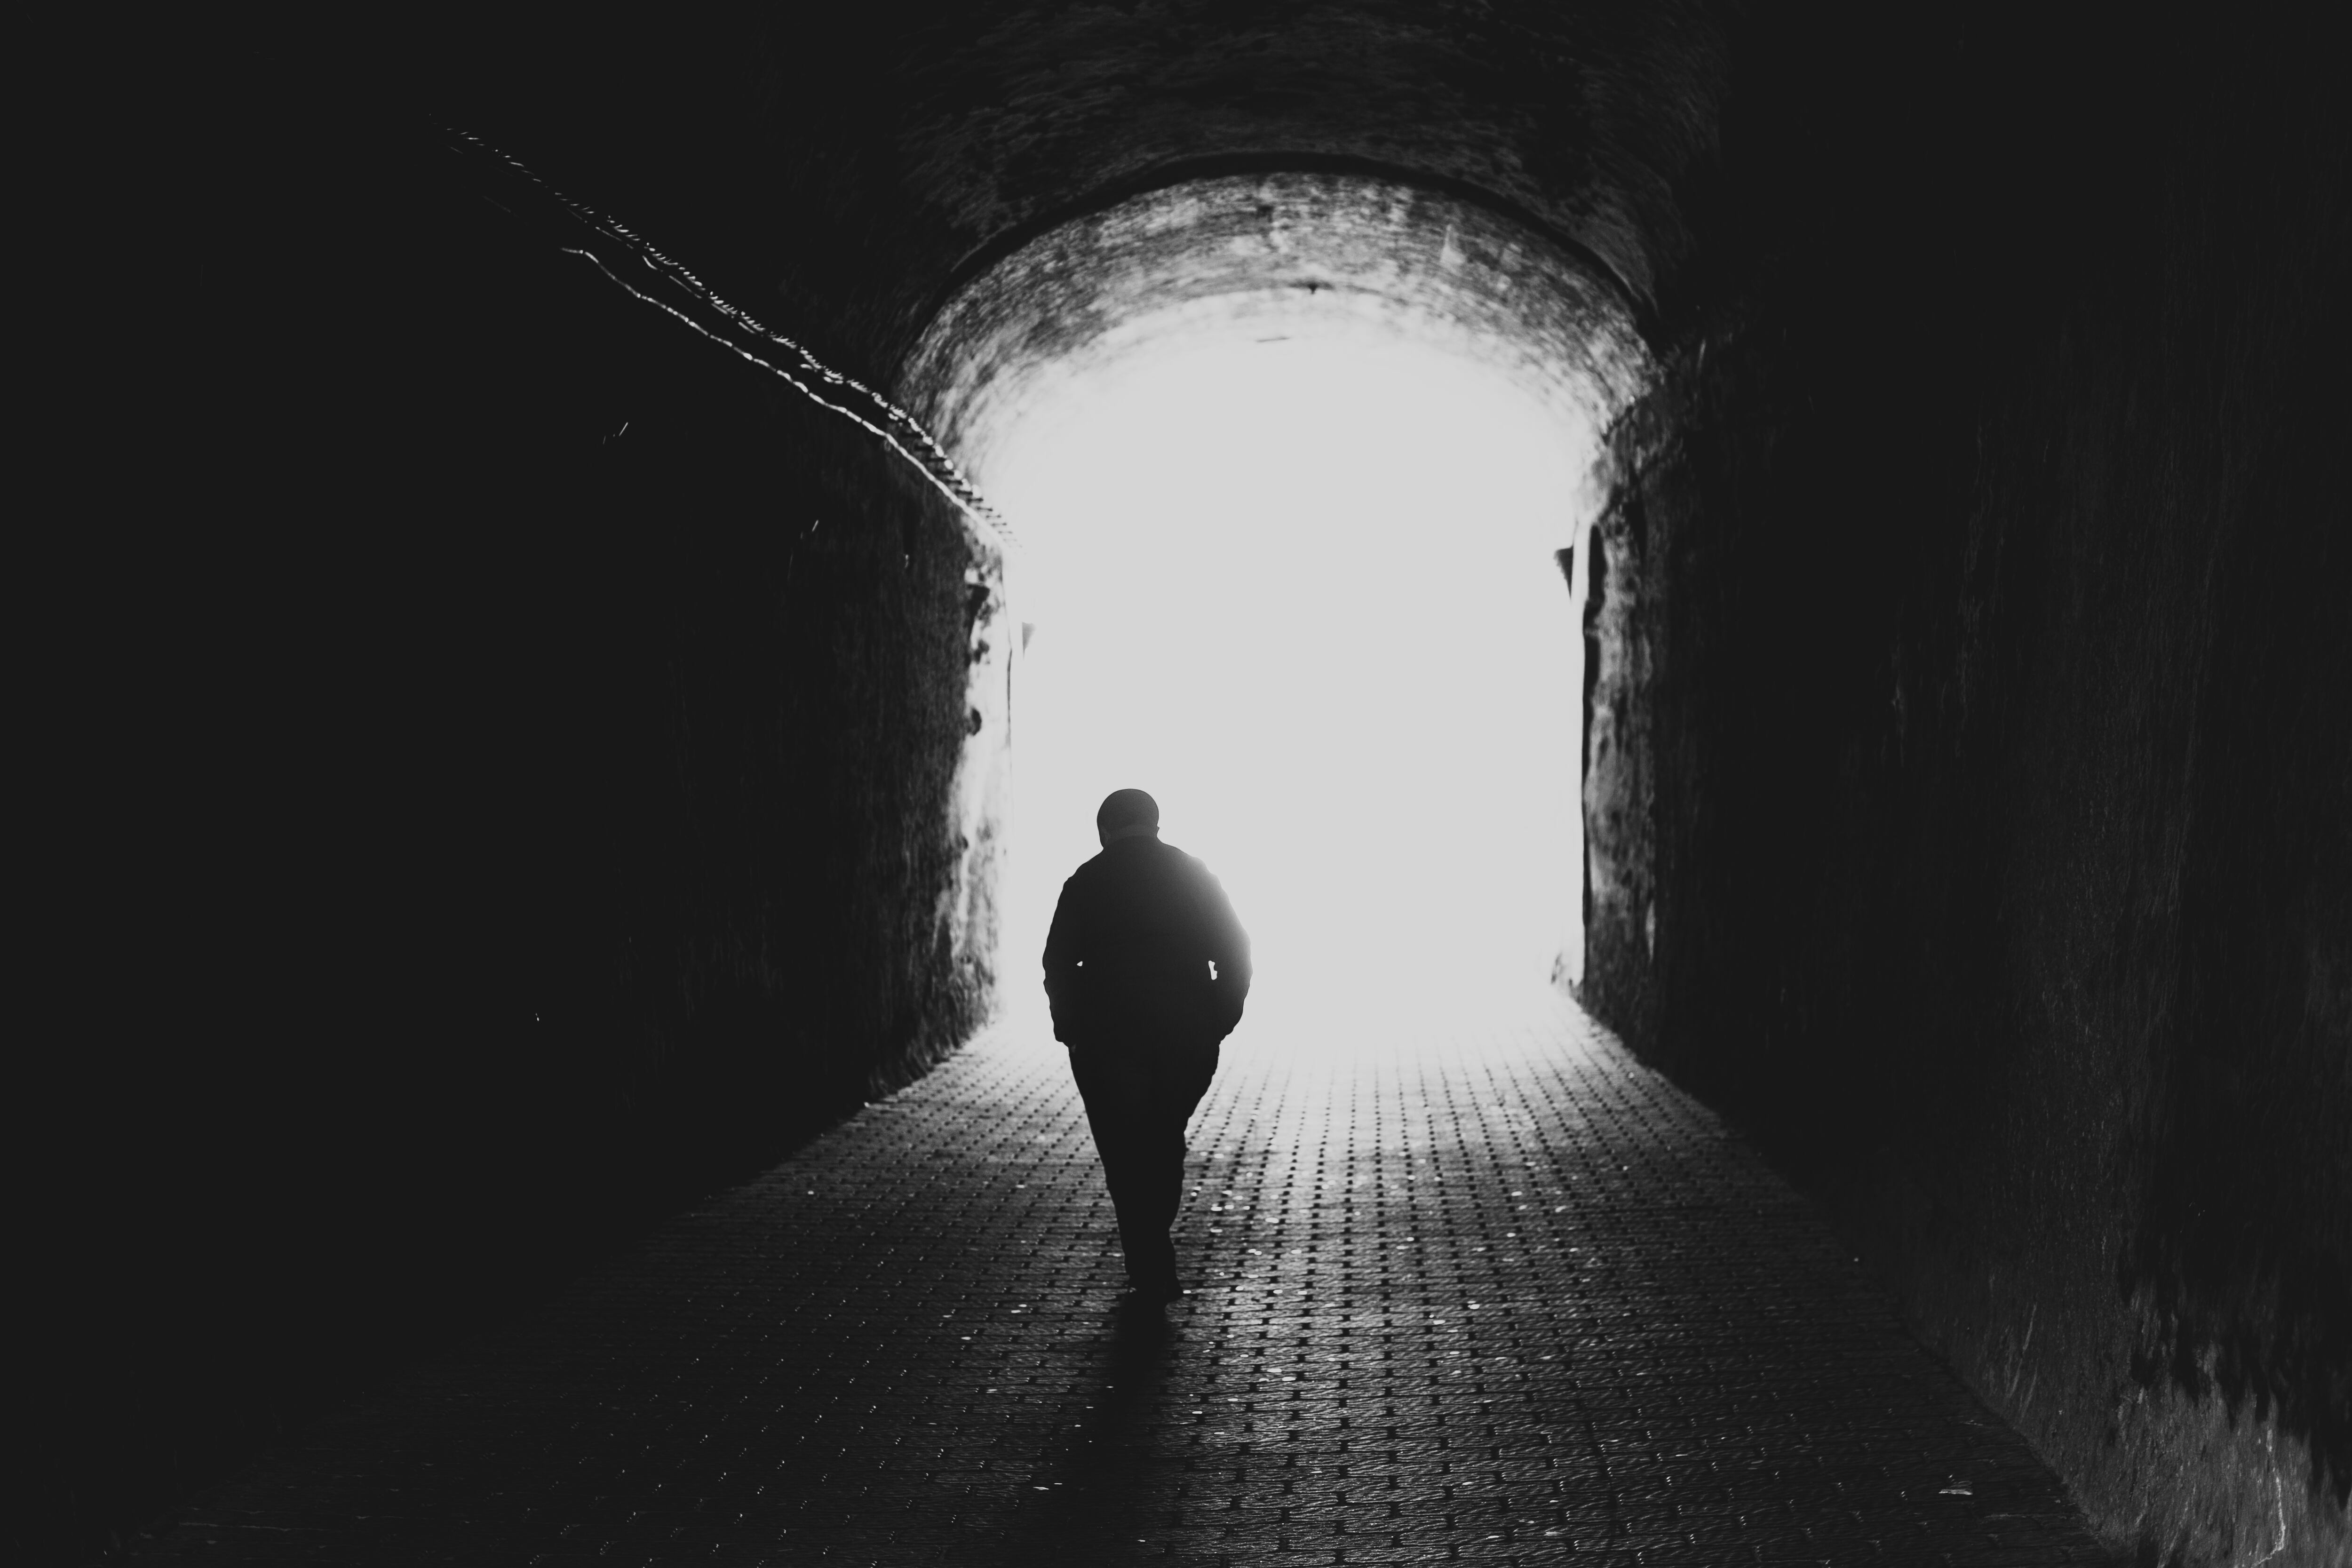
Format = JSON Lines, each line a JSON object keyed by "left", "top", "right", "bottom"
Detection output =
{"left": 1045, "top": 789, "right": 1251, "bottom": 1301}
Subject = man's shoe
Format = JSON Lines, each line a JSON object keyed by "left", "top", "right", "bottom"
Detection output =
{"left": 1119, "top": 1277, "right": 1184, "bottom": 1305}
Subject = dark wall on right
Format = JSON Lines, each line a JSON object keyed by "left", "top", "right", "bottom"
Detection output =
{"left": 1578, "top": 6, "right": 2348, "bottom": 1561}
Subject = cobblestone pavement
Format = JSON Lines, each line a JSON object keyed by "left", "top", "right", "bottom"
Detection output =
{"left": 132, "top": 994, "right": 2115, "bottom": 1565}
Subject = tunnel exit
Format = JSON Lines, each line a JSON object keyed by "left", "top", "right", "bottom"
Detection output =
{"left": 985, "top": 317, "right": 1601, "bottom": 1031}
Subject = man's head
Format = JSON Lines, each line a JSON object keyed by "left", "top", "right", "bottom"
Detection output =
{"left": 1097, "top": 788, "right": 1160, "bottom": 847}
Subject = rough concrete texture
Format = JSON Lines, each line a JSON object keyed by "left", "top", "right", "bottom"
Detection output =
{"left": 1576, "top": 11, "right": 2349, "bottom": 1563}
{"left": 122, "top": 1000, "right": 2118, "bottom": 1566}
{"left": 1575, "top": 501, "right": 1657, "bottom": 1054}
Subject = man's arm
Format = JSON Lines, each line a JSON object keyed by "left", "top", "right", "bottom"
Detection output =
{"left": 1041, "top": 877, "right": 1086, "bottom": 1044}
{"left": 1195, "top": 867, "right": 1251, "bottom": 1037}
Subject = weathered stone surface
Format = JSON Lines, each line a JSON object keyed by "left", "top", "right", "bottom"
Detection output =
{"left": 26, "top": 124, "right": 1009, "bottom": 1561}
{"left": 898, "top": 170, "right": 1649, "bottom": 481}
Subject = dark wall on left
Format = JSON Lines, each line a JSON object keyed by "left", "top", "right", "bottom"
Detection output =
{"left": 21, "top": 124, "right": 999, "bottom": 1560}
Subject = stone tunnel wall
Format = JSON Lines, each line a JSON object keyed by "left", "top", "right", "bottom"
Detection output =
{"left": 22, "top": 129, "right": 1007, "bottom": 1560}
{"left": 1577, "top": 8, "right": 2348, "bottom": 1563}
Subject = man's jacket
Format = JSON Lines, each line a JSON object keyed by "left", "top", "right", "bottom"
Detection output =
{"left": 1042, "top": 835, "right": 1252, "bottom": 1048}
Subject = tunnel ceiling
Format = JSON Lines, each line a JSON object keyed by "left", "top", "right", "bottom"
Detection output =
{"left": 898, "top": 171, "right": 1654, "bottom": 487}
{"left": 434, "top": 0, "right": 1731, "bottom": 384}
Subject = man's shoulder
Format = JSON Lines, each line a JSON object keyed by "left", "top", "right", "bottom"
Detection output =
{"left": 1057, "top": 848, "right": 1130, "bottom": 906}
{"left": 1066, "top": 836, "right": 1219, "bottom": 891}
{"left": 1160, "top": 842, "right": 1223, "bottom": 882}
{"left": 1144, "top": 840, "right": 1224, "bottom": 887}
{"left": 1064, "top": 846, "right": 1118, "bottom": 885}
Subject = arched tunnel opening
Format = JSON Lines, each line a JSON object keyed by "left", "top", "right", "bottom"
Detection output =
{"left": 901, "top": 171, "right": 1648, "bottom": 1027}
{"left": 24, "top": 7, "right": 2347, "bottom": 1564}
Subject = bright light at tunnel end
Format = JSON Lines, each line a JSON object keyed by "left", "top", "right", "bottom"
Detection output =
{"left": 983, "top": 308, "right": 1604, "bottom": 1037}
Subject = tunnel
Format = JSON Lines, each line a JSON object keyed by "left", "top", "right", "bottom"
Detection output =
{"left": 904, "top": 168, "right": 1646, "bottom": 1021}
{"left": 25, "top": 3, "right": 2347, "bottom": 1563}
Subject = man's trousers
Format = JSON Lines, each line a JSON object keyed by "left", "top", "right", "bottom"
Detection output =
{"left": 1067, "top": 1035, "right": 1220, "bottom": 1290}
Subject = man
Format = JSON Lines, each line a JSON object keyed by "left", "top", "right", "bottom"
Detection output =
{"left": 1044, "top": 789, "right": 1251, "bottom": 1302}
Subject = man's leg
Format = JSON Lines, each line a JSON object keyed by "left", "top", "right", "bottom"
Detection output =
{"left": 1136, "top": 1041, "right": 1221, "bottom": 1281}
{"left": 1068, "top": 1041, "right": 1176, "bottom": 1291}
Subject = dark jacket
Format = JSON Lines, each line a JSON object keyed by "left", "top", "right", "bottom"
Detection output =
{"left": 1042, "top": 834, "right": 1252, "bottom": 1048}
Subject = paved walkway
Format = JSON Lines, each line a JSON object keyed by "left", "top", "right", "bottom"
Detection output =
{"left": 132, "top": 995, "right": 2114, "bottom": 1565}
